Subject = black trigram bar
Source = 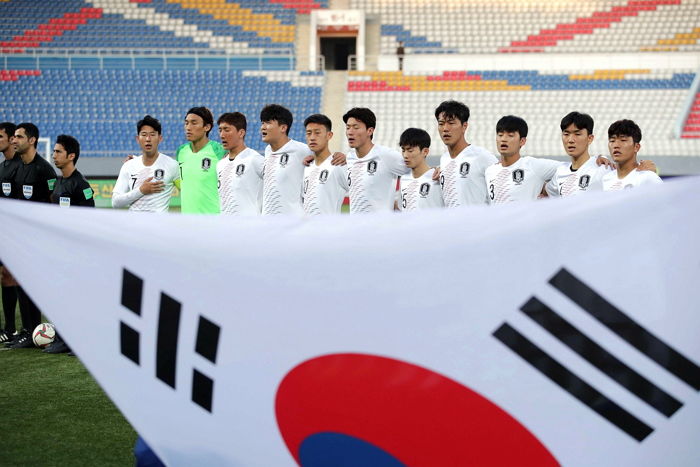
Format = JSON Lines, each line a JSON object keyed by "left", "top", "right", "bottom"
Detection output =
{"left": 156, "top": 292, "right": 181, "bottom": 389}
{"left": 521, "top": 297, "right": 682, "bottom": 417}
{"left": 195, "top": 316, "right": 221, "bottom": 364}
{"left": 120, "top": 321, "right": 140, "bottom": 365}
{"left": 550, "top": 268, "right": 700, "bottom": 391}
{"left": 494, "top": 323, "right": 654, "bottom": 441}
{"left": 121, "top": 269, "right": 143, "bottom": 316}
{"left": 192, "top": 369, "right": 214, "bottom": 412}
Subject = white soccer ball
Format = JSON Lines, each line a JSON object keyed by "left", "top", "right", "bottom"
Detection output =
{"left": 32, "top": 323, "right": 56, "bottom": 348}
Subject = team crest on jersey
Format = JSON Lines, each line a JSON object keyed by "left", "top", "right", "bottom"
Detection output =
{"left": 235, "top": 164, "right": 245, "bottom": 176}
{"left": 279, "top": 153, "right": 289, "bottom": 167}
{"left": 23, "top": 185, "right": 33, "bottom": 199}
{"left": 459, "top": 162, "right": 470, "bottom": 177}
{"left": 319, "top": 170, "right": 329, "bottom": 184}
{"left": 2, "top": 182, "right": 10, "bottom": 196}
{"left": 367, "top": 160, "right": 378, "bottom": 174}
{"left": 419, "top": 183, "right": 430, "bottom": 197}
{"left": 512, "top": 169, "right": 525, "bottom": 185}
{"left": 578, "top": 174, "right": 590, "bottom": 189}
{"left": 201, "top": 158, "right": 212, "bottom": 171}
{"left": 154, "top": 169, "right": 164, "bottom": 181}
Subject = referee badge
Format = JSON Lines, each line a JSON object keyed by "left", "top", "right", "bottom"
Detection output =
{"left": 459, "top": 162, "right": 470, "bottom": 177}
{"left": 202, "top": 158, "right": 212, "bottom": 171}
{"left": 419, "top": 183, "right": 430, "bottom": 197}
{"left": 279, "top": 153, "right": 289, "bottom": 167}
{"left": 512, "top": 169, "right": 524, "bottom": 185}
{"left": 154, "top": 169, "right": 164, "bottom": 181}
{"left": 236, "top": 164, "right": 245, "bottom": 176}
{"left": 319, "top": 170, "right": 329, "bottom": 184}
{"left": 2, "top": 182, "right": 10, "bottom": 196}
{"left": 578, "top": 175, "right": 590, "bottom": 190}
{"left": 23, "top": 184, "right": 33, "bottom": 199}
{"left": 367, "top": 160, "right": 378, "bottom": 174}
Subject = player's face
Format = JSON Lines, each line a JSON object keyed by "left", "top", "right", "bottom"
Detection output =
{"left": 0, "top": 129, "right": 13, "bottom": 153}
{"left": 137, "top": 125, "right": 162, "bottom": 157}
{"left": 305, "top": 123, "right": 332, "bottom": 153}
{"left": 218, "top": 122, "right": 245, "bottom": 151}
{"left": 402, "top": 145, "right": 427, "bottom": 169}
{"left": 608, "top": 134, "right": 640, "bottom": 165}
{"left": 345, "top": 117, "right": 373, "bottom": 149}
{"left": 496, "top": 131, "right": 525, "bottom": 157}
{"left": 52, "top": 143, "right": 74, "bottom": 169}
{"left": 184, "top": 114, "right": 210, "bottom": 143}
{"left": 437, "top": 113, "right": 467, "bottom": 148}
{"left": 260, "top": 119, "right": 287, "bottom": 145}
{"left": 13, "top": 128, "right": 33, "bottom": 155}
{"left": 562, "top": 124, "right": 593, "bottom": 159}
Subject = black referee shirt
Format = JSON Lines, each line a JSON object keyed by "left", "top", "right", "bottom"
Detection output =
{"left": 13, "top": 154, "right": 56, "bottom": 202}
{"left": 51, "top": 169, "right": 95, "bottom": 207}
{"left": 0, "top": 156, "right": 21, "bottom": 199}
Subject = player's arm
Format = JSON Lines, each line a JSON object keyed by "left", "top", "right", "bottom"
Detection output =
{"left": 637, "top": 160, "right": 658, "bottom": 174}
{"left": 40, "top": 165, "right": 56, "bottom": 203}
{"left": 336, "top": 165, "right": 349, "bottom": 192}
{"left": 111, "top": 164, "right": 143, "bottom": 208}
{"left": 387, "top": 150, "right": 410, "bottom": 176}
{"left": 543, "top": 177, "right": 559, "bottom": 198}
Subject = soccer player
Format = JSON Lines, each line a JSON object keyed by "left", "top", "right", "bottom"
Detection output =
{"left": 260, "top": 104, "right": 312, "bottom": 216}
{"left": 435, "top": 100, "right": 497, "bottom": 207}
{"left": 216, "top": 112, "right": 264, "bottom": 215}
{"left": 398, "top": 128, "right": 443, "bottom": 211}
{"left": 0, "top": 122, "right": 19, "bottom": 343}
{"left": 177, "top": 107, "right": 226, "bottom": 214}
{"left": 547, "top": 112, "right": 656, "bottom": 197}
{"left": 302, "top": 114, "right": 348, "bottom": 215}
{"left": 485, "top": 115, "right": 562, "bottom": 204}
{"left": 603, "top": 119, "right": 663, "bottom": 190}
{"left": 51, "top": 134, "right": 95, "bottom": 208}
{"left": 345, "top": 107, "right": 408, "bottom": 213}
{"left": 8, "top": 122, "right": 56, "bottom": 348}
{"left": 113, "top": 115, "right": 180, "bottom": 212}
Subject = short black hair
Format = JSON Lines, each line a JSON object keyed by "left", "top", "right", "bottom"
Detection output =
{"left": 399, "top": 128, "right": 431, "bottom": 150}
{"left": 217, "top": 112, "right": 247, "bottom": 132}
{"left": 342, "top": 107, "right": 376, "bottom": 130}
{"left": 0, "top": 122, "right": 16, "bottom": 139}
{"left": 608, "top": 119, "right": 642, "bottom": 143}
{"left": 16, "top": 122, "right": 39, "bottom": 148}
{"left": 560, "top": 112, "right": 594, "bottom": 134}
{"left": 56, "top": 134, "right": 80, "bottom": 164}
{"left": 304, "top": 114, "right": 332, "bottom": 132}
{"left": 186, "top": 107, "right": 214, "bottom": 136}
{"left": 137, "top": 115, "right": 162, "bottom": 134}
{"left": 260, "top": 104, "right": 293, "bottom": 135}
{"left": 434, "top": 100, "right": 470, "bottom": 124}
{"left": 496, "top": 115, "right": 528, "bottom": 138}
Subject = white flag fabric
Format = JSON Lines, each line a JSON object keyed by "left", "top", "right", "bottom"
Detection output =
{"left": 1, "top": 177, "right": 699, "bottom": 466}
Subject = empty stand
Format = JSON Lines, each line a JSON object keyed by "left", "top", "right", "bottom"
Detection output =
{"left": 0, "top": 69, "right": 324, "bottom": 158}
{"left": 345, "top": 69, "right": 700, "bottom": 158}
{"left": 681, "top": 92, "right": 700, "bottom": 138}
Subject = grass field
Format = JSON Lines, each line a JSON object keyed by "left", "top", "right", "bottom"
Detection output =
{"left": 0, "top": 302, "right": 137, "bottom": 466}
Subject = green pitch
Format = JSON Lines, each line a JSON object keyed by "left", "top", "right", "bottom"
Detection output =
{"left": 0, "top": 304, "right": 137, "bottom": 466}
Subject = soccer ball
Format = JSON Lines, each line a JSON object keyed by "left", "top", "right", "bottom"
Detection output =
{"left": 32, "top": 323, "right": 56, "bottom": 348}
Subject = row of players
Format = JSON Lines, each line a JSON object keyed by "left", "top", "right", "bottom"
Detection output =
{"left": 0, "top": 100, "right": 660, "bottom": 218}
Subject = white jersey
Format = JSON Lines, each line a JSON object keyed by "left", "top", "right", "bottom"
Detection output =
{"left": 347, "top": 144, "right": 409, "bottom": 214}
{"left": 485, "top": 156, "right": 562, "bottom": 204}
{"left": 546, "top": 157, "right": 610, "bottom": 198}
{"left": 262, "top": 139, "right": 312, "bottom": 216}
{"left": 602, "top": 169, "right": 663, "bottom": 191}
{"left": 216, "top": 147, "right": 264, "bottom": 216}
{"left": 302, "top": 156, "right": 349, "bottom": 215}
{"left": 399, "top": 168, "right": 444, "bottom": 211}
{"left": 439, "top": 145, "right": 498, "bottom": 207}
{"left": 112, "top": 153, "right": 180, "bottom": 212}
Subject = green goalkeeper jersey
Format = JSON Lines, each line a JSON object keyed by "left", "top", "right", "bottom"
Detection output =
{"left": 176, "top": 140, "right": 226, "bottom": 214}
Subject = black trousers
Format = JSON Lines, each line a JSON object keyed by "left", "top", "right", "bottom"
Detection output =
{"left": 2, "top": 285, "right": 17, "bottom": 333}
{"left": 17, "top": 286, "right": 41, "bottom": 333}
